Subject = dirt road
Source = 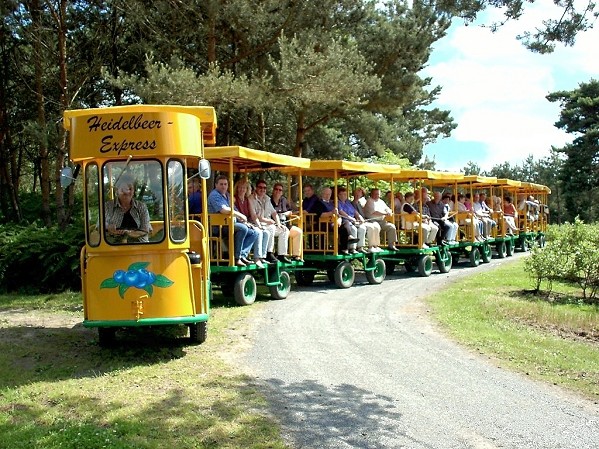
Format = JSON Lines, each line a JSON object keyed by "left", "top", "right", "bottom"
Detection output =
{"left": 242, "top": 254, "right": 599, "bottom": 449}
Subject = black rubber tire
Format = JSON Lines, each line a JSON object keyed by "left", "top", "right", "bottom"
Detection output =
{"left": 435, "top": 247, "right": 452, "bottom": 273}
{"left": 189, "top": 322, "right": 207, "bottom": 344}
{"left": 469, "top": 248, "right": 481, "bottom": 267}
{"left": 481, "top": 243, "right": 492, "bottom": 263}
{"left": 234, "top": 273, "right": 257, "bottom": 306}
{"left": 520, "top": 238, "right": 528, "bottom": 252}
{"left": 506, "top": 239, "right": 514, "bottom": 257}
{"left": 366, "top": 258, "right": 386, "bottom": 285}
{"left": 295, "top": 269, "right": 316, "bottom": 286}
{"left": 269, "top": 271, "right": 291, "bottom": 300}
{"left": 417, "top": 255, "right": 433, "bottom": 277}
{"left": 404, "top": 259, "right": 416, "bottom": 273}
{"left": 334, "top": 261, "right": 355, "bottom": 288}
{"left": 496, "top": 241, "right": 507, "bottom": 259}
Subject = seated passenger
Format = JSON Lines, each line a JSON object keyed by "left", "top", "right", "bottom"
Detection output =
{"left": 321, "top": 186, "right": 350, "bottom": 254}
{"left": 457, "top": 193, "right": 483, "bottom": 241}
{"left": 337, "top": 187, "right": 367, "bottom": 254}
{"left": 402, "top": 191, "right": 436, "bottom": 248}
{"left": 517, "top": 194, "right": 540, "bottom": 223}
{"left": 253, "top": 179, "right": 291, "bottom": 263}
{"left": 105, "top": 174, "right": 152, "bottom": 243}
{"left": 363, "top": 188, "right": 398, "bottom": 251}
{"left": 207, "top": 175, "right": 259, "bottom": 267}
{"left": 394, "top": 191, "right": 404, "bottom": 211}
{"left": 418, "top": 188, "right": 439, "bottom": 244}
{"left": 502, "top": 196, "right": 518, "bottom": 234}
{"left": 474, "top": 193, "right": 496, "bottom": 238}
{"left": 433, "top": 192, "right": 459, "bottom": 244}
{"left": 234, "top": 179, "right": 268, "bottom": 268}
{"left": 187, "top": 176, "right": 202, "bottom": 216}
{"left": 427, "top": 191, "right": 455, "bottom": 245}
{"left": 352, "top": 187, "right": 382, "bottom": 252}
{"left": 270, "top": 182, "right": 303, "bottom": 262}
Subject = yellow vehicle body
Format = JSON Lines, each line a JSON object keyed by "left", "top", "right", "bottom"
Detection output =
{"left": 63, "top": 105, "right": 215, "bottom": 341}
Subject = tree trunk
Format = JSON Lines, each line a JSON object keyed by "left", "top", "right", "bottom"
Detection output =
{"left": 51, "top": 0, "right": 70, "bottom": 229}
{"left": 31, "top": 0, "right": 52, "bottom": 226}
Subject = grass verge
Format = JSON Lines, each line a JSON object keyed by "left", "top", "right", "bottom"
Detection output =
{"left": 426, "top": 258, "right": 599, "bottom": 401}
{"left": 0, "top": 291, "right": 286, "bottom": 449}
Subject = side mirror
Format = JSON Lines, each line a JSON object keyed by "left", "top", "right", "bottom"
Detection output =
{"left": 60, "top": 167, "right": 74, "bottom": 188}
{"left": 199, "top": 159, "right": 211, "bottom": 180}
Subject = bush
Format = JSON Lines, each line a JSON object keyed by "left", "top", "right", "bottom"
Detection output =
{"left": 524, "top": 219, "right": 599, "bottom": 302}
{"left": 0, "top": 221, "right": 84, "bottom": 293}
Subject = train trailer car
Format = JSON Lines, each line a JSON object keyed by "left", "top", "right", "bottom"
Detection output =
{"left": 202, "top": 146, "right": 310, "bottom": 305}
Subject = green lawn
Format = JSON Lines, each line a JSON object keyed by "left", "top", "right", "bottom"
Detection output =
{"left": 426, "top": 258, "right": 599, "bottom": 400}
{"left": 0, "top": 292, "right": 286, "bottom": 449}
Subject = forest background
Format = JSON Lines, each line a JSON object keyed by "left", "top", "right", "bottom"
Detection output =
{"left": 0, "top": 0, "right": 597, "bottom": 292}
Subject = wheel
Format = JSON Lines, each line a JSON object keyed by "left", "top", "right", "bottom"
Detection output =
{"left": 295, "top": 269, "right": 316, "bottom": 286}
{"left": 506, "top": 239, "right": 514, "bottom": 257}
{"left": 417, "top": 255, "right": 433, "bottom": 277}
{"left": 496, "top": 241, "right": 506, "bottom": 259}
{"left": 481, "top": 242, "right": 492, "bottom": 263}
{"left": 385, "top": 261, "right": 396, "bottom": 276}
{"left": 404, "top": 259, "right": 416, "bottom": 273}
{"left": 269, "top": 271, "right": 291, "bottom": 300}
{"left": 98, "top": 327, "right": 116, "bottom": 348}
{"left": 469, "top": 248, "right": 481, "bottom": 267}
{"left": 435, "top": 247, "right": 452, "bottom": 273}
{"left": 189, "top": 321, "right": 207, "bottom": 344}
{"left": 366, "top": 258, "right": 386, "bottom": 284}
{"left": 520, "top": 237, "right": 528, "bottom": 252}
{"left": 234, "top": 273, "right": 257, "bottom": 306}
{"left": 334, "top": 261, "right": 355, "bottom": 288}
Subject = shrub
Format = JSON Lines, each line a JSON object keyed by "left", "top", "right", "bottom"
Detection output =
{"left": 0, "top": 221, "right": 84, "bottom": 293}
{"left": 525, "top": 219, "right": 599, "bottom": 303}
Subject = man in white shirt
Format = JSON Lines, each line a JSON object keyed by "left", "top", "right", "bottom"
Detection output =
{"left": 363, "top": 188, "right": 398, "bottom": 251}
{"left": 253, "top": 180, "right": 291, "bottom": 263}
{"left": 473, "top": 193, "right": 496, "bottom": 238}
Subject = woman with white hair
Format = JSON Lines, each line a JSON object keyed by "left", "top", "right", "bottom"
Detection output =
{"left": 105, "top": 174, "right": 152, "bottom": 243}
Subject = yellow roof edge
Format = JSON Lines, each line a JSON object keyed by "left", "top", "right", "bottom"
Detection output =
{"left": 205, "top": 146, "right": 310, "bottom": 169}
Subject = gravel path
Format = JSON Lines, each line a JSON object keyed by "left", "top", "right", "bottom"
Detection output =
{"left": 241, "top": 253, "right": 599, "bottom": 449}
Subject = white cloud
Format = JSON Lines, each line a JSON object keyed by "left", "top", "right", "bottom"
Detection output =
{"left": 423, "top": 2, "right": 599, "bottom": 171}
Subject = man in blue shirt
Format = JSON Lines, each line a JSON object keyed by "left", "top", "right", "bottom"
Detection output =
{"left": 337, "top": 187, "right": 366, "bottom": 254}
{"left": 208, "top": 175, "right": 259, "bottom": 267}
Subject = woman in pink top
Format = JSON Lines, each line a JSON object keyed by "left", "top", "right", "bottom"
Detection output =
{"left": 233, "top": 179, "right": 269, "bottom": 267}
{"left": 502, "top": 196, "right": 518, "bottom": 234}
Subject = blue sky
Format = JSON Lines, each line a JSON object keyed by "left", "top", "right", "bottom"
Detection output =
{"left": 422, "top": 4, "right": 599, "bottom": 172}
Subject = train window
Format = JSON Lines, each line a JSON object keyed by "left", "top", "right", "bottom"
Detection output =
{"left": 102, "top": 160, "right": 164, "bottom": 245}
{"left": 167, "top": 159, "right": 187, "bottom": 243}
{"left": 85, "top": 163, "right": 100, "bottom": 247}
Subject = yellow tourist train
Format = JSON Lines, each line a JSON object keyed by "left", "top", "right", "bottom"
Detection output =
{"left": 63, "top": 105, "right": 549, "bottom": 346}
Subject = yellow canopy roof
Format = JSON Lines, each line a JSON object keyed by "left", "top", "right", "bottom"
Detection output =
{"left": 303, "top": 160, "right": 405, "bottom": 178}
{"left": 368, "top": 168, "right": 464, "bottom": 182}
{"left": 204, "top": 146, "right": 310, "bottom": 172}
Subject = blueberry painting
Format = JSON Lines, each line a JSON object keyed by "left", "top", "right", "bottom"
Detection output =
{"left": 100, "top": 262, "right": 174, "bottom": 298}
